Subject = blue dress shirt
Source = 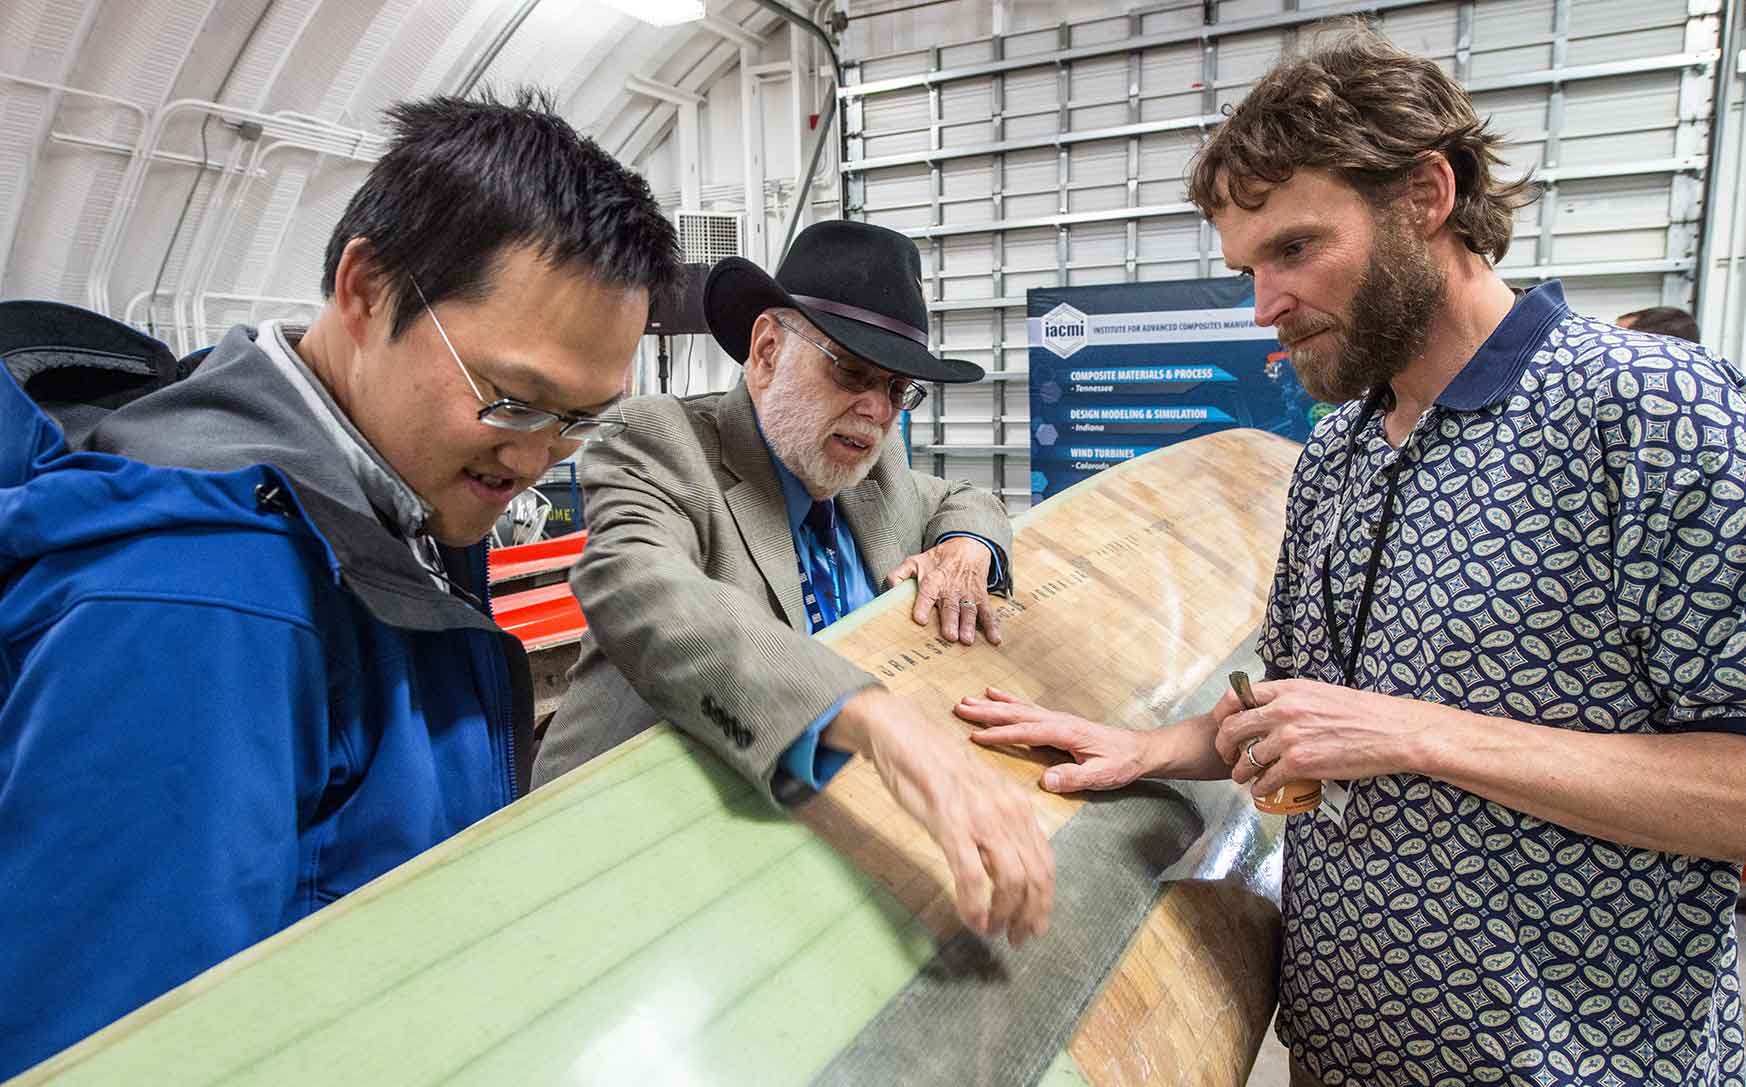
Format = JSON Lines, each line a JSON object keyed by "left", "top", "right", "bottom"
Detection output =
{"left": 754, "top": 414, "right": 1003, "bottom": 792}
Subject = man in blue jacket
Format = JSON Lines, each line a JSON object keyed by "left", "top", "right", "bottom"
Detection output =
{"left": 0, "top": 89, "right": 678, "bottom": 1077}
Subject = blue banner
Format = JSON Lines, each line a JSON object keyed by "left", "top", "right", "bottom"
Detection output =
{"left": 1027, "top": 278, "right": 1326, "bottom": 500}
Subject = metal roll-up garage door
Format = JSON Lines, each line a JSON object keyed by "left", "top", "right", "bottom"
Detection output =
{"left": 840, "top": 0, "right": 1724, "bottom": 512}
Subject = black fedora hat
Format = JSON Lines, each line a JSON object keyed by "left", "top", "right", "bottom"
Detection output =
{"left": 703, "top": 220, "right": 982, "bottom": 384}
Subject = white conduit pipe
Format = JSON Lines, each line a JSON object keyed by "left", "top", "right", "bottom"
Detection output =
{"left": 0, "top": 71, "right": 148, "bottom": 122}
{"left": 183, "top": 114, "right": 386, "bottom": 340}
{"left": 171, "top": 137, "right": 258, "bottom": 355}
{"left": 180, "top": 137, "right": 300, "bottom": 352}
{"left": 0, "top": 69, "right": 147, "bottom": 294}
{"left": 88, "top": 98, "right": 384, "bottom": 315}
{"left": 124, "top": 289, "right": 321, "bottom": 336}
{"left": 188, "top": 138, "right": 342, "bottom": 349}
{"left": 1724, "top": 91, "right": 1746, "bottom": 363}
{"left": 0, "top": 0, "right": 104, "bottom": 290}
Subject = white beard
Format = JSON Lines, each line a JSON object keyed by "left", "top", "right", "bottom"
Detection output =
{"left": 759, "top": 356, "right": 887, "bottom": 499}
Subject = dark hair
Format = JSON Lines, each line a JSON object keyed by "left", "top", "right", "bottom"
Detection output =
{"left": 1186, "top": 23, "right": 1537, "bottom": 264}
{"left": 1618, "top": 306, "right": 1700, "bottom": 343}
{"left": 321, "top": 87, "right": 680, "bottom": 338}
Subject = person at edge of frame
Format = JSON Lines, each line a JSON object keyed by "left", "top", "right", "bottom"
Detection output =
{"left": 0, "top": 88, "right": 679, "bottom": 1079}
{"left": 1618, "top": 305, "right": 1701, "bottom": 345}
{"left": 956, "top": 22, "right": 1746, "bottom": 1087}
{"left": 531, "top": 219, "right": 1056, "bottom": 949}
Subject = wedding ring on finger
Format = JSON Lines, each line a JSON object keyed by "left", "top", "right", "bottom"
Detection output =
{"left": 1245, "top": 739, "right": 1268, "bottom": 771}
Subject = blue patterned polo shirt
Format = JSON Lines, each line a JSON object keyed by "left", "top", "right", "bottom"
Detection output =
{"left": 1259, "top": 282, "right": 1746, "bottom": 1086}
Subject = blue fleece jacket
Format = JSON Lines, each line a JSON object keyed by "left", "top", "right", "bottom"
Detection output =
{"left": 0, "top": 337, "right": 525, "bottom": 1078}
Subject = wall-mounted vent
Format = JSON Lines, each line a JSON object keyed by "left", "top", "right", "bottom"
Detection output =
{"left": 675, "top": 211, "right": 743, "bottom": 264}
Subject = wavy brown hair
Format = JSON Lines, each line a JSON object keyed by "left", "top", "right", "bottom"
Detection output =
{"left": 1186, "top": 23, "right": 1536, "bottom": 263}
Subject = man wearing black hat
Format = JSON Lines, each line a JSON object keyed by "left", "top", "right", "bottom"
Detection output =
{"left": 533, "top": 220, "right": 1054, "bottom": 945}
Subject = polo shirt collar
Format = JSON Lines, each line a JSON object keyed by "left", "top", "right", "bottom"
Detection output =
{"left": 1433, "top": 280, "right": 1569, "bottom": 411}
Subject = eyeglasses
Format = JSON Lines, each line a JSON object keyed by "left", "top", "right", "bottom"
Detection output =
{"left": 412, "top": 278, "right": 623, "bottom": 443}
{"left": 774, "top": 314, "right": 928, "bottom": 412}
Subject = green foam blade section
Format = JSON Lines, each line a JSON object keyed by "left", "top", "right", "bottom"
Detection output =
{"left": 25, "top": 731, "right": 939, "bottom": 1087}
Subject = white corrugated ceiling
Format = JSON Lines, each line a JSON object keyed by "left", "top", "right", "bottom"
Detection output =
{"left": 0, "top": 0, "right": 800, "bottom": 353}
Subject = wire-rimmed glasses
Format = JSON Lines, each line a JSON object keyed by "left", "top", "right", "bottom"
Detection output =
{"left": 774, "top": 314, "right": 928, "bottom": 412}
{"left": 412, "top": 278, "right": 624, "bottom": 444}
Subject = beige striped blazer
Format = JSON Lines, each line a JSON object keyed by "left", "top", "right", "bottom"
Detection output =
{"left": 530, "top": 380, "right": 1013, "bottom": 802}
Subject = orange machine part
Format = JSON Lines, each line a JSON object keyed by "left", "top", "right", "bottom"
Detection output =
{"left": 490, "top": 532, "right": 590, "bottom": 650}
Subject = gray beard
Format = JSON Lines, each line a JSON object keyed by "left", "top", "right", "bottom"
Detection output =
{"left": 759, "top": 361, "right": 885, "bottom": 499}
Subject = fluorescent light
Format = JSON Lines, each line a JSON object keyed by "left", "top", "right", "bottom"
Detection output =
{"left": 600, "top": 0, "right": 705, "bottom": 26}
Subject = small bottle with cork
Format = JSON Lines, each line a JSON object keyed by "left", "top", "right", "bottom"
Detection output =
{"left": 1229, "top": 670, "right": 1321, "bottom": 816}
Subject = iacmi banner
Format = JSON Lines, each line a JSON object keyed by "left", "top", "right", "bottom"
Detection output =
{"left": 1027, "top": 277, "right": 1324, "bottom": 501}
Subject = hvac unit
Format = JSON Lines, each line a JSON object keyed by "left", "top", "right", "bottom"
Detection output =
{"left": 674, "top": 210, "right": 744, "bottom": 263}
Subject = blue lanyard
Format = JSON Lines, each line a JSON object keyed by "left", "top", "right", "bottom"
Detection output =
{"left": 800, "top": 502, "right": 847, "bottom": 632}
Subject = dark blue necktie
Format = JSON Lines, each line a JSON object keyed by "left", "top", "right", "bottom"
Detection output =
{"left": 799, "top": 500, "right": 846, "bottom": 632}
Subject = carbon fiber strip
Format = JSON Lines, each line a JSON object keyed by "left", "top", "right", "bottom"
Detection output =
{"left": 809, "top": 632, "right": 1268, "bottom": 1087}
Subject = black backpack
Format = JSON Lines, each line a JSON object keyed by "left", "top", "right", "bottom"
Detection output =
{"left": 0, "top": 300, "right": 208, "bottom": 446}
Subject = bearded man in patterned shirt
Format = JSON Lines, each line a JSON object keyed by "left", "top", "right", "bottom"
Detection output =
{"left": 954, "top": 26, "right": 1746, "bottom": 1087}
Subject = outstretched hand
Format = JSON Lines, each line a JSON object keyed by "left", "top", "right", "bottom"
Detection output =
{"left": 955, "top": 687, "right": 1153, "bottom": 793}
{"left": 828, "top": 688, "right": 1054, "bottom": 945}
